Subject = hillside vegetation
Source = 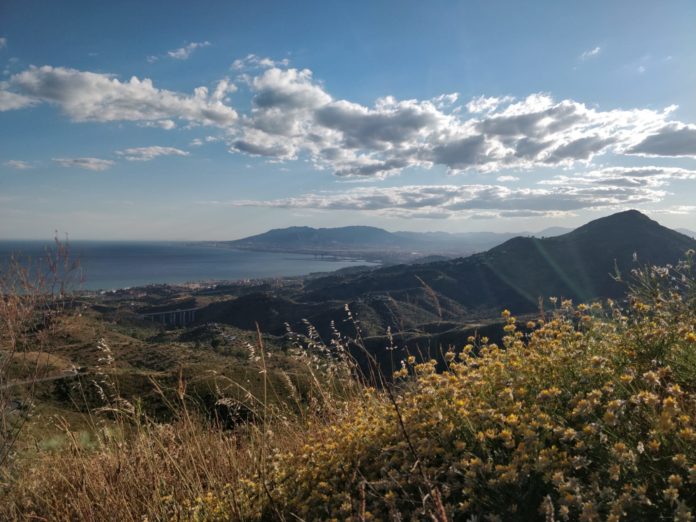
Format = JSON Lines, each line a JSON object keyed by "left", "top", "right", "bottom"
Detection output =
{"left": 196, "top": 211, "right": 696, "bottom": 357}
{"left": 300, "top": 211, "right": 696, "bottom": 311}
{"left": 2, "top": 249, "right": 696, "bottom": 520}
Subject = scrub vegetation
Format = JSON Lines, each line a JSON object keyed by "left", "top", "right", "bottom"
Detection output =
{"left": 1, "top": 246, "right": 696, "bottom": 521}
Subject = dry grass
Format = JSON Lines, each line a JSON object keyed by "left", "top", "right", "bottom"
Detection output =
{"left": 4, "top": 413, "right": 268, "bottom": 521}
{"left": 2, "top": 249, "right": 696, "bottom": 521}
{"left": 1, "top": 239, "right": 82, "bottom": 472}
{"left": 0, "top": 334, "right": 356, "bottom": 521}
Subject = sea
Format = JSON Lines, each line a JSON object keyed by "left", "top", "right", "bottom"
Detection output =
{"left": 0, "top": 240, "right": 378, "bottom": 291}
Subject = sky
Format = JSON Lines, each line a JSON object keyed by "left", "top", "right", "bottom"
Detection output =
{"left": 1, "top": 0, "right": 695, "bottom": 240}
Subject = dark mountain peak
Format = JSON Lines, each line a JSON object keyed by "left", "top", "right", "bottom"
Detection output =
{"left": 484, "top": 235, "right": 537, "bottom": 256}
{"left": 265, "top": 225, "right": 388, "bottom": 234}
{"left": 570, "top": 209, "right": 654, "bottom": 235}
{"left": 303, "top": 210, "right": 696, "bottom": 312}
{"left": 484, "top": 210, "right": 660, "bottom": 256}
{"left": 268, "top": 225, "right": 314, "bottom": 233}
{"left": 229, "top": 224, "right": 401, "bottom": 250}
{"left": 327, "top": 225, "right": 388, "bottom": 233}
{"left": 562, "top": 210, "right": 694, "bottom": 250}
{"left": 285, "top": 225, "right": 315, "bottom": 231}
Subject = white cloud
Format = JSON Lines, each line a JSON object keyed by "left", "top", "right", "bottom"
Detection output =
{"left": 2, "top": 65, "right": 237, "bottom": 126}
{"left": 228, "top": 65, "right": 689, "bottom": 178}
{"left": 167, "top": 41, "right": 211, "bottom": 60}
{"left": 230, "top": 67, "right": 333, "bottom": 161}
{"left": 0, "top": 37, "right": 6, "bottom": 49}
{"left": 190, "top": 135, "right": 221, "bottom": 147}
{"left": 252, "top": 67, "right": 331, "bottom": 111}
{"left": 466, "top": 95, "right": 514, "bottom": 113}
{"left": 4, "top": 160, "right": 33, "bottom": 170}
{"left": 225, "top": 166, "right": 694, "bottom": 219}
{"left": 139, "top": 119, "right": 176, "bottom": 130}
{"left": 649, "top": 205, "right": 696, "bottom": 215}
{"left": 53, "top": 157, "right": 114, "bottom": 171}
{"left": 497, "top": 175, "right": 519, "bottom": 182}
{"left": 580, "top": 46, "right": 601, "bottom": 60}
{"left": 211, "top": 77, "right": 237, "bottom": 101}
{"left": 116, "top": 146, "right": 189, "bottom": 161}
{"left": 0, "top": 88, "right": 35, "bottom": 110}
{"left": 627, "top": 124, "right": 696, "bottom": 157}
{"left": 539, "top": 166, "right": 696, "bottom": 187}
{"left": 432, "top": 92, "right": 459, "bottom": 108}
{"left": 231, "top": 54, "right": 290, "bottom": 70}
{"left": 3, "top": 62, "right": 696, "bottom": 180}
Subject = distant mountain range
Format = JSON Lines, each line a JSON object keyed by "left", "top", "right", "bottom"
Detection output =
{"left": 301, "top": 210, "right": 696, "bottom": 310}
{"left": 200, "top": 211, "right": 696, "bottom": 350}
{"left": 224, "top": 224, "right": 573, "bottom": 261}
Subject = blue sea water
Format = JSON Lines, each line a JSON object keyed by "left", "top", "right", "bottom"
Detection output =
{"left": 0, "top": 240, "right": 377, "bottom": 291}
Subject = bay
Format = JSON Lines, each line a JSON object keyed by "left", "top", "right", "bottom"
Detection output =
{"left": 0, "top": 240, "right": 377, "bottom": 291}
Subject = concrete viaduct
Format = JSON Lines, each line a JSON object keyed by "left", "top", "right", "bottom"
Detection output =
{"left": 140, "top": 307, "right": 201, "bottom": 327}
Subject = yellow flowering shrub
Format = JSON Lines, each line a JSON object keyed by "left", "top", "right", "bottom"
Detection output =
{"left": 238, "top": 258, "right": 696, "bottom": 520}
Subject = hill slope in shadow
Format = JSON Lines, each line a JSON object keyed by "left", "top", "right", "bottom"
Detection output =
{"left": 301, "top": 210, "right": 696, "bottom": 313}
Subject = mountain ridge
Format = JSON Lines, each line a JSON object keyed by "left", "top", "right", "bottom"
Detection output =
{"left": 300, "top": 210, "right": 696, "bottom": 311}
{"left": 224, "top": 224, "right": 574, "bottom": 260}
{"left": 197, "top": 210, "right": 696, "bottom": 346}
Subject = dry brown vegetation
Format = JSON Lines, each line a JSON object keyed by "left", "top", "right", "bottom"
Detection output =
{"left": 2, "top": 245, "right": 696, "bottom": 521}
{"left": 1, "top": 240, "right": 81, "bottom": 470}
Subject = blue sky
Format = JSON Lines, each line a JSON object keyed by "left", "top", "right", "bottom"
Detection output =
{"left": 1, "top": 0, "right": 695, "bottom": 239}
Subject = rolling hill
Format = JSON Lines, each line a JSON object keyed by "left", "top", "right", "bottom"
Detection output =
{"left": 224, "top": 225, "right": 575, "bottom": 261}
{"left": 224, "top": 225, "right": 482, "bottom": 260}
{"left": 193, "top": 210, "right": 696, "bottom": 354}
{"left": 300, "top": 210, "right": 696, "bottom": 312}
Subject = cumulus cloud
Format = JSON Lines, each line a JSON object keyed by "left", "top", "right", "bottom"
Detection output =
{"left": 316, "top": 97, "right": 447, "bottom": 150}
{"left": 0, "top": 88, "right": 34, "bottom": 110}
{"left": 231, "top": 54, "right": 290, "bottom": 70}
{"left": 627, "top": 124, "right": 696, "bottom": 157}
{"left": 167, "top": 41, "right": 211, "bottom": 60}
{"left": 116, "top": 146, "right": 189, "bottom": 161}
{"left": 580, "top": 46, "right": 601, "bottom": 60}
{"left": 3, "top": 61, "right": 696, "bottom": 179}
{"left": 53, "top": 157, "right": 114, "bottom": 171}
{"left": 432, "top": 93, "right": 459, "bottom": 108}
{"left": 466, "top": 95, "right": 514, "bottom": 113}
{"left": 4, "top": 160, "right": 33, "bottom": 170}
{"left": 224, "top": 166, "right": 695, "bottom": 219}
{"left": 211, "top": 77, "right": 237, "bottom": 101}
{"left": 229, "top": 67, "right": 333, "bottom": 160}
{"left": 139, "top": 119, "right": 177, "bottom": 130}
{"left": 539, "top": 166, "right": 696, "bottom": 188}
{"left": 649, "top": 205, "right": 696, "bottom": 215}
{"left": 1, "top": 65, "right": 237, "bottom": 126}
{"left": 253, "top": 67, "right": 331, "bottom": 111}
{"left": 225, "top": 65, "right": 693, "bottom": 178}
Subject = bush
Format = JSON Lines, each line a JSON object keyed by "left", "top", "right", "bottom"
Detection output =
{"left": 245, "top": 255, "right": 696, "bottom": 520}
